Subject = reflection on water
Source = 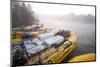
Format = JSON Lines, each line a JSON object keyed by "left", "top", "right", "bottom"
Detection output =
{"left": 38, "top": 16, "right": 96, "bottom": 62}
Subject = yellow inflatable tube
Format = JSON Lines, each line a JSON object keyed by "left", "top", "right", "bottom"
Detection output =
{"left": 68, "top": 53, "right": 96, "bottom": 62}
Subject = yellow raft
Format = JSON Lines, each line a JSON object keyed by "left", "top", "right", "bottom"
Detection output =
{"left": 27, "top": 32, "right": 78, "bottom": 65}
{"left": 68, "top": 53, "right": 96, "bottom": 62}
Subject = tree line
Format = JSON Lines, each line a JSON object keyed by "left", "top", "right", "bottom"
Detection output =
{"left": 11, "top": 0, "right": 39, "bottom": 28}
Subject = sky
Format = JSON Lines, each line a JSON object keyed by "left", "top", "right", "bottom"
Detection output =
{"left": 25, "top": 2, "right": 95, "bottom": 16}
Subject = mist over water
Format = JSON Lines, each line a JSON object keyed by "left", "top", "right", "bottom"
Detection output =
{"left": 38, "top": 14, "right": 96, "bottom": 61}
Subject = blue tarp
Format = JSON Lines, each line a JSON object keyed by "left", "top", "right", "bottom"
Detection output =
{"left": 37, "top": 32, "right": 55, "bottom": 41}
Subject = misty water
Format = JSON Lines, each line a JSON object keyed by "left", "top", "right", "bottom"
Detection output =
{"left": 38, "top": 16, "right": 96, "bottom": 62}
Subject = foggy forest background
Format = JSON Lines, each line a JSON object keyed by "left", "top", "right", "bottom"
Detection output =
{"left": 11, "top": 0, "right": 95, "bottom": 28}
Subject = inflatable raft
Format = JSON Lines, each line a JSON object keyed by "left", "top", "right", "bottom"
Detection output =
{"left": 12, "top": 30, "right": 78, "bottom": 66}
